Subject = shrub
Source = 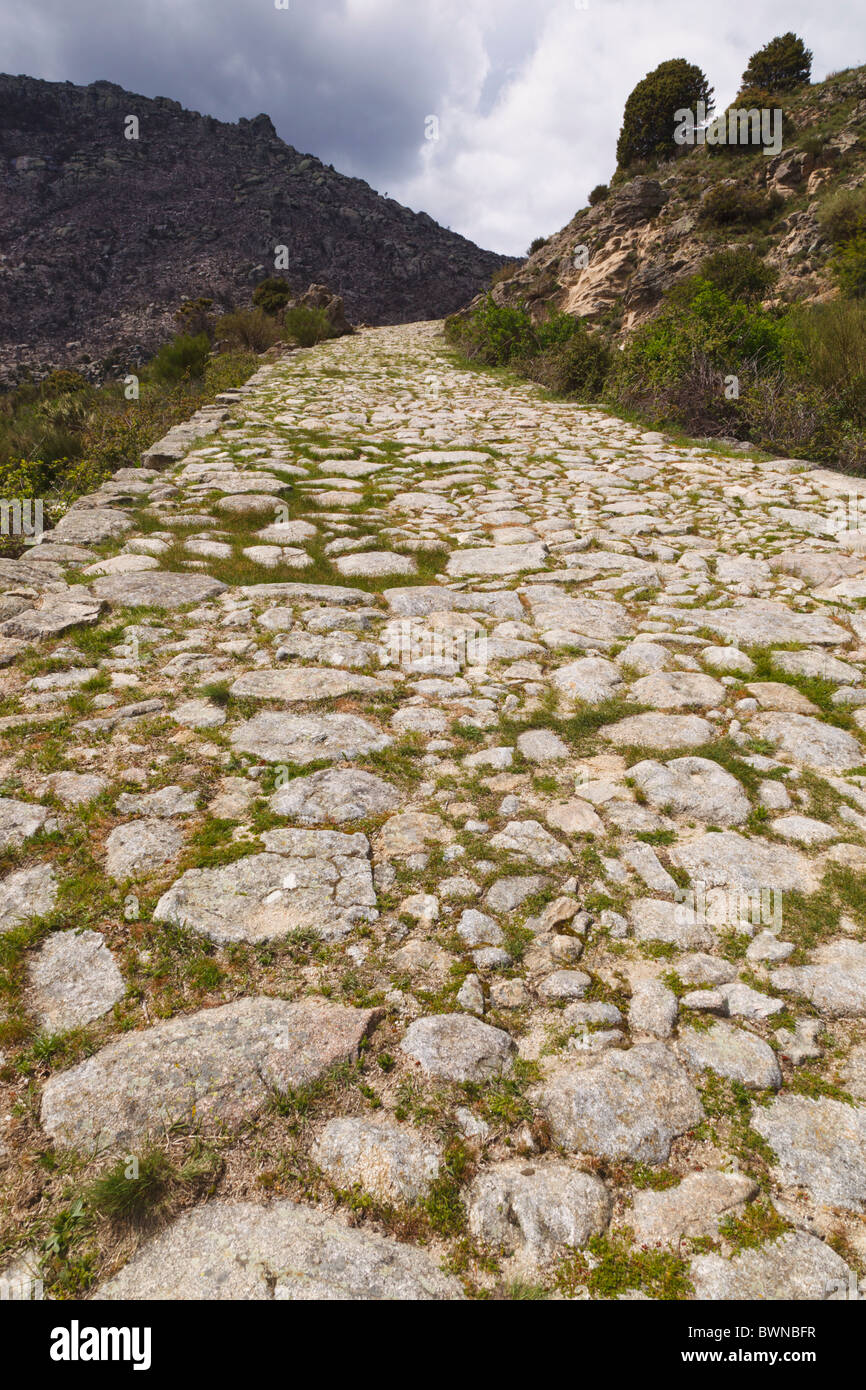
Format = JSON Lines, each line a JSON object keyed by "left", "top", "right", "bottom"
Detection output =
{"left": 695, "top": 248, "right": 779, "bottom": 302}
{"left": 450, "top": 297, "right": 537, "bottom": 366}
{"left": 175, "top": 297, "right": 214, "bottom": 337}
{"left": 491, "top": 261, "right": 523, "bottom": 287}
{"left": 252, "top": 276, "right": 292, "bottom": 314}
{"left": 818, "top": 187, "right": 866, "bottom": 245}
{"left": 283, "top": 305, "right": 334, "bottom": 347}
{"left": 519, "top": 328, "right": 612, "bottom": 398}
{"left": 148, "top": 332, "right": 211, "bottom": 383}
{"left": 616, "top": 59, "right": 714, "bottom": 168}
{"left": 588, "top": 184, "right": 610, "bottom": 206}
{"left": 832, "top": 234, "right": 866, "bottom": 300}
{"left": 742, "top": 33, "right": 812, "bottom": 92}
{"left": 528, "top": 237, "right": 548, "bottom": 256}
{"left": 782, "top": 299, "right": 866, "bottom": 427}
{"left": 700, "top": 185, "right": 783, "bottom": 227}
{"left": 216, "top": 308, "right": 282, "bottom": 352}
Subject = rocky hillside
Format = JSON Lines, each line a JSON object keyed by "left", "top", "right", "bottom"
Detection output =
{"left": 479, "top": 65, "right": 866, "bottom": 334}
{"left": 0, "top": 74, "right": 508, "bottom": 382}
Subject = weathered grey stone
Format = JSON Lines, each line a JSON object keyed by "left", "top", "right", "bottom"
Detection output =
{"left": 678, "top": 1022, "right": 781, "bottom": 1090}
{"left": 105, "top": 819, "right": 183, "bottom": 879}
{"left": 312, "top": 1116, "right": 441, "bottom": 1202}
{"left": 701, "top": 601, "right": 845, "bottom": 648}
{"left": 630, "top": 897, "right": 714, "bottom": 951}
{"left": 90, "top": 571, "right": 226, "bottom": 609}
{"left": 628, "top": 979, "right": 678, "bottom": 1038}
{"left": 603, "top": 713, "right": 714, "bottom": 750}
{"left": 116, "top": 785, "right": 198, "bottom": 818}
{"left": 42, "top": 771, "right": 107, "bottom": 806}
{"left": 467, "top": 1160, "right": 611, "bottom": 1260}
{"left": 335, "top": 551, "right": 417, "bottom": 578}
{"left": 230, "top": 711, "right": 391, "bottom": 764}
{"left": 230, "top": 667, "right": 385, "bottom": 701}
{"left": 0, "top": 798, "right": 51, "bottom": 850}
{"left": 41, "top": 996, "right": 380, "bottom": 1151}
{"left": 0, "top": 596, "right": 104, "bottom": 641}
{"left": 456, "top": 909, "right": 504, "bottom": 947}
{"left": 270, "top": 768, "right": 402, "bottom": 824}
{"left": 484, "top": 876, "right": 548, "bottom": 912}
{"left": 516, "top": 729, "right": 570, "bottom": 762}
{"left": 447, "top": 542, "right": 547, "bottom": 577}
{"left": 0, "top": 862, "right": 58, "bottom": 932}
{"left": 536, "top": 1042, "right": 704, "bottom": 1162}
{"left": 171, "top": 699, "right": 227, "bottom": 729}
{"left": 401, "top": 1014, "right": 515, "bottom": 1081}
{"left": 669, "top": 831, "right": 817, "bottom": 893}
{"left": 375, "top": 811, "right": 454, "bottom": 858}
{"left": 691, "top": 1231, "right": 856, "bottom": 1300}
{"left": 488, "top": 820, "right": 569, "bottom": 867}
{"left": 50, "top": 507, "right": 133, "bottom": 544}
{"left": 552, "top": 658, "right": 623, "bottom": 703}
{"left": 27, "top": 930, "right": 124, "bottom": 1031}
{"left": 154, "top": 829, "right": 376, "bottom": 943}
{"left": 629, "top": 757, "right": 749, "bottom": 825}
{"left": 626, "top": 1171, "right": 758, "bottom": 1247}
{"left": 94, "top": 1198, "right": 462, "bottom": 1299}
{"left": 751, "top": 1094, "right": 866, "bottom": 1211}
{"left": 749, "top": 713, "right": 864, "bottom": 773}
{"left": 631, "top": 672, "right": 725, "bottom": 709}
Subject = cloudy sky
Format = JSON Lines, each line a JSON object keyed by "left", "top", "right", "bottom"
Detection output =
{"left": 2, "top": 0, "right": 861, "bottom": 254}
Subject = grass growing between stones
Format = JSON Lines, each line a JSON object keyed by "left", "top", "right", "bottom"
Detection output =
{"left": 555, "top": 1230, "right": 694, "bottom": 1300}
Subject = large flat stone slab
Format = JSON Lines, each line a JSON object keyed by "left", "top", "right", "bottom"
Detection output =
{"left": 748, "top": 713, "right": 864, "bottom": 773}
{"left": 629, "top": 757, "right": 750, "bottom": 825}
{"left": 230, "top": 712, "right": 391, "bottom": 764}
{"left": 691, "top": 1231, "right": 855, "bottom": 1300}
{"left": 700, "top": 601, "right": 846, "bottom": 648}
{"left": 467, "top": 1159, "right": 611, "bottom": 1261}
{"left": 0, "top": 798, "right": 52, "bottom": 851}
{"left": 312, "top": 1116, "right": 441, "bottom": 1203}
{"left": 27, "top": 930, "right": 124, "bottom": 1032}
{"left": 41, "top": 996, "right": 380, "bottom": 1151}
{"left": 770, "top": 940, "right": 866, "bottom": 1016}
{"left": 446, "top": 542, "right": 547, "bottom": 577}
{"left": 603, "top": 713, "right": 714, "bottom": 750}
{"left": 230, "top": 668, "right": 386, "bottom": 702}
{"left": 154, "top": 830, "right": 376, "bottom": 943}
{"left": 669, "top": 830, "right": 817, "bottom": 893}
{"left": 751, "top": 1094, "right": 866, "bottom": 1212}
{"left": 535, "top": 1042, "right": 704, "bottom": 1163}
{"left": 269, "top": 768, "right": 402, "bottom": 824}
{"left": 0, "top": 863, "right": 58, "bottom": 932}
{"left": 90, "top": 571, "right": 226, "bottom": 609}
{"left": 94, "top": 1199, "right": 463, "bottom": 1299}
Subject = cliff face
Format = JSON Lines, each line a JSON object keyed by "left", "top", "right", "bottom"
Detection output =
{"left": 0, "top": 74, "right": 508, "bottom": 380}
{"left": 470, "top": 66, "right": 866, "bottom": 335}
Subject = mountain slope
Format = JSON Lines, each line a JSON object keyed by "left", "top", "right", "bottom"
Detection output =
{"left": 0, "top": 74, "right": 507, "bottom": 380}
{"left": 472, "top": 64, "right": 866, "bottom": 335}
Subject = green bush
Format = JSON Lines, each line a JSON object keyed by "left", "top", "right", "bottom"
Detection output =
{"left": 216, "top": 308, "right": 282, "bottom": 352}
{"left": 588, "top": 184, "right": 610, "bottom": 206}
{"left": 616, "top": 59, "right": 714, "bottom": 168}
{"left": 528, "top": 237, "right": 548, "bottom": 256}
{"left": 283, "top": 305, "right": 334, "bottom": 347}
{"left": 491, "top": 260, "right": 523, "bottom": 287}
{"left": 741, "top": 32, "right": 812, "bottom": 92}
{"left": 148, "top": 333, "right": 211, "bottom": 383}
{"left": 252, "top": 276, "right": 292, "bottom": 314}
{"left": 818, "top": 187, "right": 866, "bottom": 245}
{"left": 694, "top": 248, "right": 779, "bottom": 302}
{"left": 519, "top": 329, "right": 612, "bottom": 398}
{"left": 832, "top": 234, "right": 866, "bottom": 300}
{"left": 782, "top": 299, "right": 866, "bottom": 427}
{"left": 700, "top": 184, "right": 783, "bottom": 227}
{"left": 450, "top": 297, "right": 537, "bottom": 366}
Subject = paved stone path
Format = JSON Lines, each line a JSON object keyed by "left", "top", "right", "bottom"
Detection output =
{"left": 1, "top": 323, "right": 865, "bottom": 1299}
